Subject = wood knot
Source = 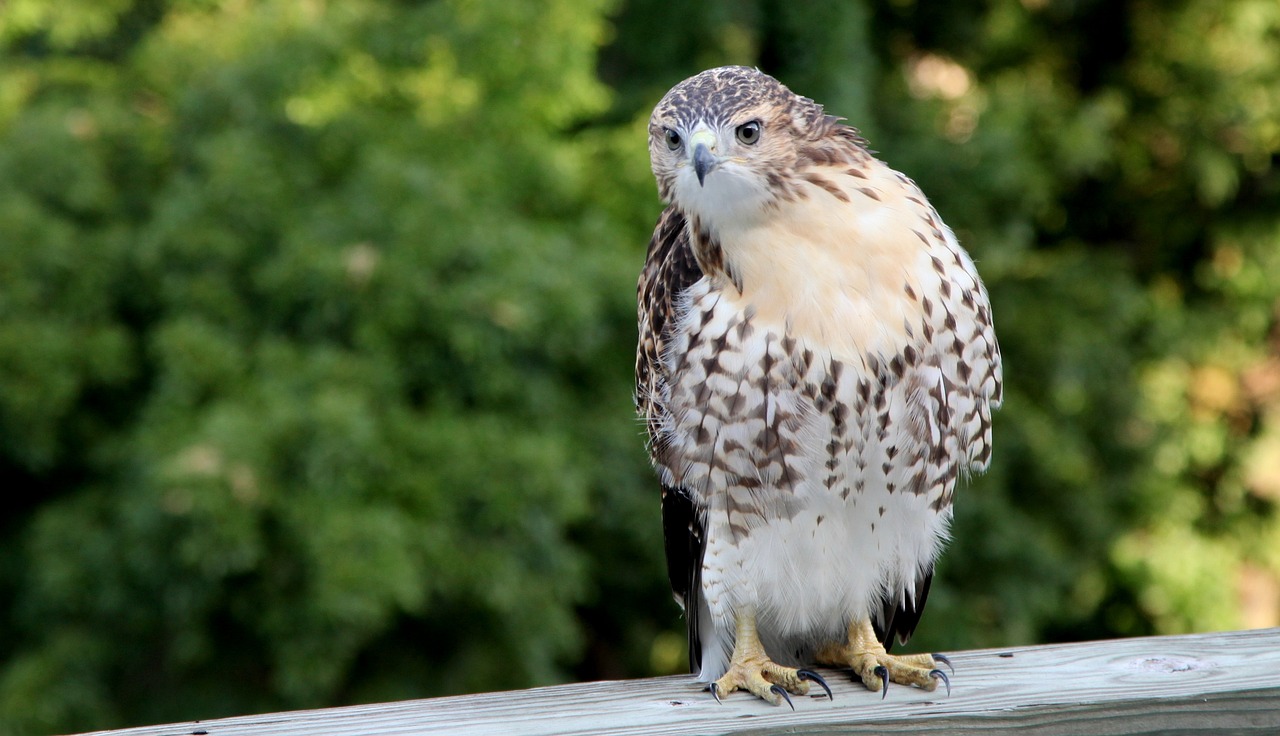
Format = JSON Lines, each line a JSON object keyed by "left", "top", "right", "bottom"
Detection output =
{"left": 1129, "top": 656, "right": 1214, "bottom": 674}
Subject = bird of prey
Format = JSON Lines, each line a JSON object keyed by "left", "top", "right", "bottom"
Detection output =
{"left": 635, "top": 66, "right": 1002, "bottom": 706}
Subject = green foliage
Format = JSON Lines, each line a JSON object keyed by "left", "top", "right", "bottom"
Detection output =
{"left": 2, "top": 0, "right": 1278, "bottom": 733}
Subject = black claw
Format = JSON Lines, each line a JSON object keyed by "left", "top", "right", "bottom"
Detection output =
{"left": 771, "top": 684, "right": 795, "bottom": 711}
{"left": 709, "top": 682, "right": 723, "bottom": 704}
{"left": 933, "top": 653, "right": 955, "bottom": 675}
{"left": 930, "top": 669, "right": 952, "bottom": 697}
{"left": 797, "top": 668, "right": 833, "bottom": 701}
{"left": 874, "top": 665, "right": 889, "bottom": 699}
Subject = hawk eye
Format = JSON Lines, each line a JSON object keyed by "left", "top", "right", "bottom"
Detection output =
{"left": 736, "top": 120, "right": 762, "bottom": 145}
{"left": 664, "top": 128, "right": 682, "bottom": 151}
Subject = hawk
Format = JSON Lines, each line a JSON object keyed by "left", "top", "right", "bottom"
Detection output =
{"left": 636, "top": 67, "right": 1002, "bottom": 705}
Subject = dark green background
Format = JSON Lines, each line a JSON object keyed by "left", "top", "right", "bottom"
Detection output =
{"left": 2, "top": 1, "right": 1278, "bottom": 733}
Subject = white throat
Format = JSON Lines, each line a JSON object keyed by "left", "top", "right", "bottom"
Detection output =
{"left": 673, "top": 148, "right": 775, "bottom": 237}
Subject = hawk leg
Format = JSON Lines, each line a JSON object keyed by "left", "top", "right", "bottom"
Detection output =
{"left": 816, "top": 618, "right": 949, "bottom": 696}
{"left": 711, "top": 610, "right": 831, "bottom": 708}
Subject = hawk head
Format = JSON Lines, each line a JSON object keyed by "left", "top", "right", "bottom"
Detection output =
{"left": 648, "top": 66, "right": 839, "bottom": 231}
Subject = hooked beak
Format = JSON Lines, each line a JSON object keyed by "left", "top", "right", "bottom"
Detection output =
{"left": 693, "top": 144, "right": 717, "bottom": 186}
{"left": 689, "top": 128, "right": 719, "bottom": 186}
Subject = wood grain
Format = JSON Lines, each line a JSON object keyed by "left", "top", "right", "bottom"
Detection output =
{"left": 76, "top": 628, "right": 1280, "bottom": 736}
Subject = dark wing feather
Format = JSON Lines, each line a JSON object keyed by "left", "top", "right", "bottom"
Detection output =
{"left": 874, "top": 570, "right": 933, "bottom": 651}
{"left": 661, "top": 483, "right": 705, "bottom": 671}
{"left": 636, "top": 206, "right": 707, "bottom": 672}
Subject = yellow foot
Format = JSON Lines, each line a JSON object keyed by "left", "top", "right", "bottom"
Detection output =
{"left": 710, "top": 656, "right": 831, "bottom": 708}
{"left": 711, "top": 610, "right": 833, "bottom": 708}
{"left": 816, "top": 618, "right": 951, "bottom": 697}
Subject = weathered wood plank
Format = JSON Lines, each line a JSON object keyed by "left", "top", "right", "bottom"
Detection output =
{"left": 77, "top": 628, "right": 1280, "bottom": 736}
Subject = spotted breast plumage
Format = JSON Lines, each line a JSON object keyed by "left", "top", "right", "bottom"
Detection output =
{"left": 636, "top": 66, "right": 1003, "bottom": 705}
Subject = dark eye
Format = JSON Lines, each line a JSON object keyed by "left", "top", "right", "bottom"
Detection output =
{"left": 664, "top": 128, "right": 681, "bottom": 151}
{"left": 736, "top": 120, "right": 761, "bottom": 145}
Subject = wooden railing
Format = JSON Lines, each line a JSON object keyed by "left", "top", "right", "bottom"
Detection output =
{"left": 77, "top": 628, "right": 1280, "bottom": 735}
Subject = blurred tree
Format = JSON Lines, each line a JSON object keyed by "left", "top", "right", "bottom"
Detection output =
{"left": 0, "top": 0, "right": 1277, "bottom": 734}
{"left": 0, "top": 0, "right": 658, "bottom": 731}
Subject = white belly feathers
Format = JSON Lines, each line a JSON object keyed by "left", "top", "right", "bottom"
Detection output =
{"left": 657, "top": 277, "right": 951, "bottom": 680}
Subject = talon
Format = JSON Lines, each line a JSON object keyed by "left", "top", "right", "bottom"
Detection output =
{"left": 712, "top": 612, "right": 816, "bottom": 705}
{"left": 770, "top": 684, "right": 795, "bottom": 710}
{"left": 933, "top": 653, "right": 954, "bottom": 675}
{"left": 818, "top": 619, "right": 952, "bottom": 697}
{"left": 930, "top": 668, "right": 951, "bottom": 696}
{"left": 797, "top": 668, "right": 833, "bottom": 700}
{"left": 709, "top": 682, "right": 723, "bottom": 704}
